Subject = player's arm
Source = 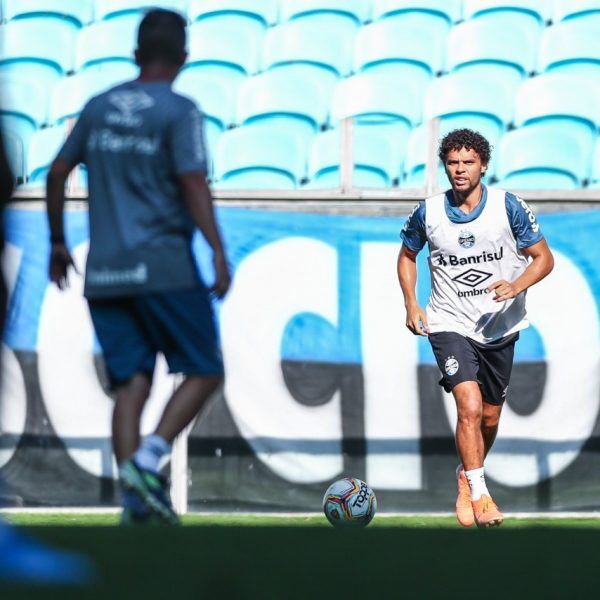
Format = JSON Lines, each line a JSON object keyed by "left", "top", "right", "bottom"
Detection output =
{"left": 178, "top": 171, "right": 230, "bottom": 298}
{"left": 487, "top": 194, "right": 554, "bottom": 302}
{"left": 397, "top": 202, "right": 429, "bottom": 336}
{"left": 487, "top": 239, "right": 554, "bottom": 302}
{"left": 397, "top": 245, "right": 429, "bottom": 336}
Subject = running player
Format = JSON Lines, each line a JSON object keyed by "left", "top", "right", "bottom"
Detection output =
{"left": 397, "top": 129, "right": 554, "bottom": 527}
{"left": 46, "top": 10, "right": 230, "bottom": 525}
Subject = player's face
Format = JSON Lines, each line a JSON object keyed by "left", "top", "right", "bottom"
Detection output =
{"left": 444, "top": 147, "right": 487, "bottom": 194}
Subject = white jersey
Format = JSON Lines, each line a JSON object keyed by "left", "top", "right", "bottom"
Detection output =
{"left": 425, "top": 186, "right": 530, "bottom": 343}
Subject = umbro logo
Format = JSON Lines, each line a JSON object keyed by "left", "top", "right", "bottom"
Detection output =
{"left": 452, "top": 269, "right": 493, "bottom": 288}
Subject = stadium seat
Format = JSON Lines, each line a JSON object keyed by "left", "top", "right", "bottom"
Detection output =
{"left": 402, "top": 122, "right": 498, "bottom": 190}
{"left": 3, "top": 0, "right": 93, "bottom": 26}
{"left": 0, "top": 76, "right": 49, "bottom": 181}
{"left": 93, "top": 0, "right": 188, "bottom": 21}
{"left": 539, "top": 18, "right": 600, "bottom": 78}
{"left": 592, "top": 139, "right": 600, "bottom": 185}
{"left": 305, "top": 128, "right": 401, "bottom": 189}
{"left": 463, "top": 0, "right": 549, "bottom": 24}
{"left": 514, "top": 74, "right": 600, "bottom": 150}
{"left": 26, "top": 124, "right": 69, "bottom": 185}
{"left": 75, "top": 15, "right": 139, "bottom": 72}
{"left": 280, "top": 0, "right": 370, "bottom": 24}
{"left": 213, "top": 127, "right": 306, "bottom": 189}
{"left": 424, "top": 73, "right": 514, "bottom": 144}
{"left": 236, "top": 71, "right": 329, "bottom": 147}
{"left": 262, "top": 19, "right": 355, "bottom": 98}
{"left": 446, "top": 18, "right": 539, "bottom": 94}
{"left": 188, "top": 0, "right": 277, "bottom": 39}
{"left": 50, "top": 63, "right": 138, "bottom": 123}
{"left": 495, "top": 123, "right": 592, "bottom": 190}
{"left": 354, "top": 19, "right": 444, "bottom": 101}
{"left": 0, "top": 19, "right": 77, "bottom": 90}
{"left": 554, "top": 0, "right": 600, "bottom": 22}
{"left": 186, "top": 20, "right": 263, "bottom": 77}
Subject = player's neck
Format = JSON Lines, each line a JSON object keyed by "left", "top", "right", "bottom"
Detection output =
{"left": 451, "top": 183, "right": 483, "bottom": 215}
{"left": 138, "top": 64, "right": 180, "bottom": 83}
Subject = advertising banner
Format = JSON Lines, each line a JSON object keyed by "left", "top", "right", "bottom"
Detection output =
{"left": 0, "top": 204, "right": 599, "bottom": 511}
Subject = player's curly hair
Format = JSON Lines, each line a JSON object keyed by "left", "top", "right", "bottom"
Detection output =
{"left": 438, "top": 129, "right": 492, "bottom": 166}
{"left": 137, "top": 9, "right": 186, "bottom": 66}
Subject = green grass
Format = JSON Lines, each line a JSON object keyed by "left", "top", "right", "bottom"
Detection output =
{"left": 1, "top": 513, "right": 599, "bottom": 599}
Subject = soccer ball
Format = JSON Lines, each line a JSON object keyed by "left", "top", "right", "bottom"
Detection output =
{"left": 322, "top": 477, "right": 377, "bottom": 527}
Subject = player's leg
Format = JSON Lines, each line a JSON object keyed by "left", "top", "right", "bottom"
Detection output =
{"left": 453, "top": 381, "right": 485, "bottom": 471}
{"left": 482, "top": 401, "right": 502, "bottom": 457}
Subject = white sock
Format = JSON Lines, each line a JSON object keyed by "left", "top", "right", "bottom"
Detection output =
{"left": 464, "top": 467, "right": 489, "bottom": 501}
{"left": 134, "top": 434, "right": 171, "bottom": 473}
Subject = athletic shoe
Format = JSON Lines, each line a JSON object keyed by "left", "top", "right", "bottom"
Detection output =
{"left": 119, "top": 459, "right": 180, "bottom": 526}
{"left": 455, "top": 467, "right": 475, "bottom": 527}
{"left": 472, "top": 494, "right": 504, "bottom": 528}
{"left": 120, "top": 507, "right": 162, "bottom": 527}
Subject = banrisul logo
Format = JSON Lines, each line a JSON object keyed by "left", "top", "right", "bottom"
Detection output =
{"left": 458, "top": 230, "right": 475, "bottom": 248}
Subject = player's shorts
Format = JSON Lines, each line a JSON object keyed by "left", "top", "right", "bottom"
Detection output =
{"left": 88, "top": 287, "right": 223, "bottom": 390}
{"left": 428, "top": 331, "right": 519, "bottom": 405}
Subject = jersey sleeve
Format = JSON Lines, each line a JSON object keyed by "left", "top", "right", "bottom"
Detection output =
{"left": 505, "top": 192, "right": 544, "bottom": 249}
{"left": 168, "top": 101, "right": 208, "bottom": 175}
{"left": 57, "top": 104, "right": 91, "bottom": 166}
{"left": 400, "top": 201, "right": 427, "bottom": 252}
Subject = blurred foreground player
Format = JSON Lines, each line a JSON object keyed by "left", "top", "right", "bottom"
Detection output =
{"left": 397, "top": 129, "right": 554, "bottom": 527}
{"left": 46, "top": 10, "right": 230, "bottom": 525}
{"left": 0, "top": 131, "right": 93, "bottom": 584}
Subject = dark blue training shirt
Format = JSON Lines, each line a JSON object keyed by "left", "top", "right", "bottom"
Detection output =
{"left": 401, "top": 185, "right": 544, "bottom": 253}
{"left": 59, "top": 80, "right": 208, "bottom": 298}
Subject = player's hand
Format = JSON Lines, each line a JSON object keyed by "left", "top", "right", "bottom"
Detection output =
{"left": 487, "top": 279, "right": 518, "bottom": 302}
{"left": 49, "top": 243, "right": 78, "bottom": 290}
{"left": 210, "top": 251, "right": 231, "bottom": 299}
{"left": 405, "top": 302, "right": 429, "bottom": 336}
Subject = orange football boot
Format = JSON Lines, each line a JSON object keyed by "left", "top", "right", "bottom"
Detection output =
{"left": 455, "top": 468, "right": 475, "bottom": 527}
{"left": 472, "top": 494, "right": 504, "bottom": 528}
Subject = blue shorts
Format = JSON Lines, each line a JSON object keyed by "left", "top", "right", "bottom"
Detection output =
{"left": 88, "top": 288, "right": 223, "bottom": 389}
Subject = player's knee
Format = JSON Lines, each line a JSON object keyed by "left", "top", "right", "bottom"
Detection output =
{"left": 457, "top": 402, "right": 482, "bottom": 427}
{"left": 482, "top": 409, "right": 501, "bottom": 429}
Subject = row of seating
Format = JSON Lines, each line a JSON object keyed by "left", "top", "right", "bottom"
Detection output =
{"left": 2, "top": 0, "right": 599, "bottom": 27}
{"left": 19, "top": 115, "right": 600, "bottom": 192}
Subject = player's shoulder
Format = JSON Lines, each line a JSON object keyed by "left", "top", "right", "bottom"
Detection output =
{"left": 166, "top": 89, "right": 203, "bottom": 116}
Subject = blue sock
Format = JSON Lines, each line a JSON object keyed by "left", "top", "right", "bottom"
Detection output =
{"left": 121, "top": 489, "right": 147, "bottom": 516}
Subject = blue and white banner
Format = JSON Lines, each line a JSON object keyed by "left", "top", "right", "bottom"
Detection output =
{"left": 1, "top": 205, "right": 599, "bottom": 511}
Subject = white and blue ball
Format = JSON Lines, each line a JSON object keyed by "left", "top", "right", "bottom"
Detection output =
{"left": 322, "top": 477, "right": 377, "bottom": 527}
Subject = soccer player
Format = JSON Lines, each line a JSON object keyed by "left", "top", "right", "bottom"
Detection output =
{"left": 46, "top": 10, "right": 230, "bottom": 525}
{"left": 397, "top": 129, "right": 554, "bottom": 527}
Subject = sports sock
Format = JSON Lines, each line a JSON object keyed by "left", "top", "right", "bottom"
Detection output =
{"left": 133, "top": 434, "right": 171, "bottom": 474}
{"left": 464, "top": 467, "right": 489, "bottom": 501}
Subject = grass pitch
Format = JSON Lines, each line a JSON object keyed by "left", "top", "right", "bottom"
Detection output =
{"left": 1, "top": 512, "right": 599, "bottom": 599}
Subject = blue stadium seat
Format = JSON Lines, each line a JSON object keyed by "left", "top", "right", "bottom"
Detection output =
{"left": 539, "top": 18, "right": 600, "bottom": 78}
{"left": 0, "top": 19, "right": 77, "bottom": 90}
{"left": 331, "top": 72, "right": 422, "bottom": 142}
{"left": 93, "top": 0, "right": 188, "bottom": 21}
{"left": 0, "top": 76, "right": 49, "bottom": 181}
{"left": 402, "top": 122, "right": 498, "bottom": 190}
{"left": 372, "top": 1, "right": 461, "bottom": 44}
{"left": 75, "top": 15, "right": 139, "bottom": 71}
{"left": 50, "top": 63, "right": 138, "bottom": 123}
{"left": 592, "top": 139, "right": 600, "bottom": 186}
{"left": 236, "top": 71, "right": 329, "bottom": 147}
{"left": 424, "top": 73, "right": 514, "bottom": 144}
{"left": 354, "top": 19, "right": 444, "bottom": 101}
{"left": 280, "top": 0, "right": 370, "bottom": 24}
{"left": 262, "top": 19, "right": 354, "bottom": 99}
{"left": 305, "top": 128, "right": 400, "bottom": 189}
{"left": 463, "top": 0, "right": 549, "bottom": 25}
{"left": 554, "top": 0, "right": 600, "bottom": 22}
{"left": 26, "top": 124, "right": 69, "bottom": 185}
{"left": 446, "top": 18, "right": 539, "bottom": 94}
{"left": 188, "top": 0, "right": 277, "bottom": 39}
{"left": 186, "top": 20, "right": 263, "bottom": 77}
{"left": 3, "top": 0, "right": 93, "bottom": 26}
{"left": 514, "top": 74, "right": 600, "bottom": 149}
{"left": 2, "top": 129, "right": 25, "bottom": 182}
{"left": 496, "top": 123, "right": 592, "bottom": 189}
{"left": 213, "top": 127, "right": 306, "bottom": 189}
